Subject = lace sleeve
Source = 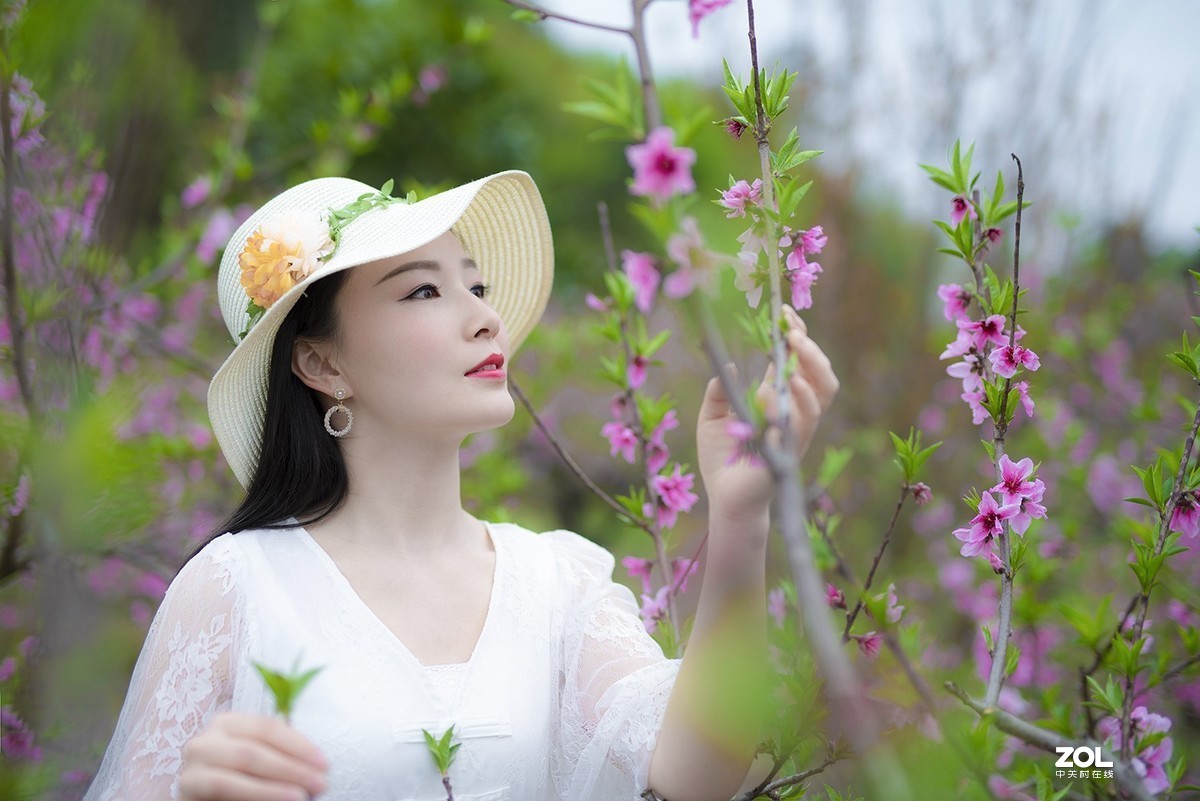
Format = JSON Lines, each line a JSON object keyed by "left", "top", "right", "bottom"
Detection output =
{"left": 82, "top": 533, "right": 248, "bottom": 801}
{"left": 545, "top": 530, "right": 682, "bottom": 801}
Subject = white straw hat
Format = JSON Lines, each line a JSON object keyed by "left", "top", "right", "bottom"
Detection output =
{"left": 207, "top": 170, "right": 554, "bottom": 488}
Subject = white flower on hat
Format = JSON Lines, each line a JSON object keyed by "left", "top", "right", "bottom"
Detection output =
{"left": 238, "top": 209, "right": 333, "bottom": 314}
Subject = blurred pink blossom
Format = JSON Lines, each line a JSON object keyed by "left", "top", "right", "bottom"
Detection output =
{"left": 852, "top": 632, "right": 882, "bottom": 658}
{"left": 687, "top": 0, "right": 734, "bottom": 37}
{"left": 672, "top": 557, "right": 699, "bottom": 594}
{"left": 885, "top": 583, "right": 905, "bottom": 623}
{"left": 1015, "top": 381, "right": 1035, "bottom": 417}
{"left": 622, "top": 250, "right": 660, "bottom": 314}
{"left": 626, "top": 127, "right": 695, "bottom": 201}
{"left": 937, "top": 283, "right": 971, "bottom": 322}
{"left": 0, "top": 706, "right": 42, "bottom": 761}
{"left": 181, "top": 175, "right": 212, "bottom": 209}
{"left": 627, "top": 354, "right": 649, "bottom": 390}
{"left": 664, "top": 217, "right": 713, "bottom": 298}
{"left": 7, "top": 473, "right": 30, "bottom": 517}
{"left": 622, "top": 556, "right": 654, "bottom": 595}
{"left": 1170, "top": 491, "right": 1200, "bottom": 538}
{"left": 1098, "top": 707, "right": 1173, "bottom": 794}
{"left": 638, "top": 585, "right": 670, "bottom": 634}
{"left": 601, "top": 421, "right": 638, "bottom": 464}
{"left": 768, "top": 588, "right": 787, "bottom": 627}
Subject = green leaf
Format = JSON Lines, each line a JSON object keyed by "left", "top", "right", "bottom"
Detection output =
{"left": 919, "top": 163, "right": 959, "bottom": 194}
{"left": 817, "top": 446, "right": 854, "bottom": 488}
{"left": 1083, "top": 675, "right": 1124, "bottom": 716}
{"left": 561, "top": 100, "right": 626, "bottom": 128}
{"left": 510, "top": 9, "right": 542, "bottom": 23}
{"left": 643, "top": 328, "right": 672, "bottom": 358}
{"left": 253, "top": 654, "right": 324, "bottom": 722}
{"left": 988, "top": 169, "right": 1005, "bottom": 220}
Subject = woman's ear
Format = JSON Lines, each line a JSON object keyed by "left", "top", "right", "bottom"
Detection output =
{"left": 292, "top": 338, "right": 350, "bottom": 400}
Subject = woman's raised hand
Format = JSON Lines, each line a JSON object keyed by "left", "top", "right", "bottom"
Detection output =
{"left": 696, "top": 303, "right": 839, "bottom": 521}
{"left": 179, "top": 712, "right": 329, "bottom": 801}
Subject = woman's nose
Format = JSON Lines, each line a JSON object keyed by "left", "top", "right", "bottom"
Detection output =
{"left": 470, "top": 291, "right": 503, "bottom": 341}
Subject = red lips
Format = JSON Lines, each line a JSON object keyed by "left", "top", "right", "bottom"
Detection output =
{"left": 466, "top": 353, "right": 505, "bottom": 375}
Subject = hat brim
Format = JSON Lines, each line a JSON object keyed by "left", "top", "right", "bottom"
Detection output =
{"left": 207, "top": 170, "right": 554, "bottom": 489}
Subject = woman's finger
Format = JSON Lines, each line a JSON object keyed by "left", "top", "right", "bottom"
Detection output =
{"left": 183, "top": 735, "right": 326, "bottom": 799}
{"left": 216, "top": 714, "right": 327, "bottom": 771}
{"left": 790, "top": 369, "right": 822, "bottom": 427}
{"left": 785, "top": 329, "right": 838, "bottom": 411}
{"left": 185, "top": 714, "right": 328, "bottom": 796}
{"left": 178, "top": 762, "right": 315, "bottom": 801}
{"left": 782, "top": 303, "right": 807, "bottom": 336}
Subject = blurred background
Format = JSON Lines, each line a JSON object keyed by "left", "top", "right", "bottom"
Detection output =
{"left": 2, "top": 0, "right": 1199, "bottom": 797}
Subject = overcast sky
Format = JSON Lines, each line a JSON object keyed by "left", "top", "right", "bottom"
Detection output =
{"left": 529, "top": 0, "right": 1199, "bottom": 252}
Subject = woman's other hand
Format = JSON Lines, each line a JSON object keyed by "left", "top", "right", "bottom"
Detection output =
{"left": 179, "top": 712, "right": 329, "bottom": 801}
{"left": 696, "top": 303, "right": 839, "bottom": 521}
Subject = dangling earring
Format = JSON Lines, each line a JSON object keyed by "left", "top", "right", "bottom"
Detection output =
{"left": 324, "top": 387, "right": 353, "bottom": 437}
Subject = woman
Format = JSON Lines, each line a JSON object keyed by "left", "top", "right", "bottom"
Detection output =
{"left": 81, "top": 171, "right": 838, "bottom": 801}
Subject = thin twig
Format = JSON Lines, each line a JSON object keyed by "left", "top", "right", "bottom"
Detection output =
{"left": 841, "top": 484, "right": 908, "bottom": 640}
{"left": 1162, "top": 652, "right": 1200, "bottom": 684}
{"left": 629, "top": 0, "right": 662, "bottom": 132}
{"left": 733, "top": 754, "right": 842, "bottom": 801}
{"left": 509, "top": 378, "right": 655, "bottom": 539}
{"left": 598, "top": 201, "right": 617, "bottom": 274}
{"left": 498, "top": 0, "right": 631, "bottom": 35}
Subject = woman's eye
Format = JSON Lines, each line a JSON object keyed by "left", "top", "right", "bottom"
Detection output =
{"left": 407, "top": 283, "right": 490, "bottom": 300}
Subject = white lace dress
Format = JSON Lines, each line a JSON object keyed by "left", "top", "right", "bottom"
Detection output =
{"left": 81, "top": 518, "right": 683, "bottom": 800}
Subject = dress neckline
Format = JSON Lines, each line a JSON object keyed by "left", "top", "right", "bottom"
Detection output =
{"left": 287, "top": 516, "right": 503, "bottom": 672}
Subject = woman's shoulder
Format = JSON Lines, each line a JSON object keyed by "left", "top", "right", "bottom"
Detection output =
{"left": 176, "top": 531, "right": 246, "bottom": 591}
{"left": 495, "top": 520, "right": 616, "bottom": 581}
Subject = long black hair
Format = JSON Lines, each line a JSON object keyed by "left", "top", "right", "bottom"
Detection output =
{"left": 183, "top": 270, "right": 353, "bottom": 567}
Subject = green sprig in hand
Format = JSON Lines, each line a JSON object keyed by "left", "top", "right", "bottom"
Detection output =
{"left": 252, "top": 652, "right": 324, "bottom": 726}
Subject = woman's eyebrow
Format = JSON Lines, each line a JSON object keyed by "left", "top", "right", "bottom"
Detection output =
{"left": 373, "top": 258, "right": 478, "bottom": 287}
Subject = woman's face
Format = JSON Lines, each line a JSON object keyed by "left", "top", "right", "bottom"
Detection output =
{"left": 299, "top": 229, "right": 515, "bottom": 441}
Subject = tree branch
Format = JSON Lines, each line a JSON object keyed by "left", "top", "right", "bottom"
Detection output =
{"left": 497, "top": 0, "right": 632, "bottom": 35}
{"left": 944, "top": 681, "right": 1156, "bottom": 801}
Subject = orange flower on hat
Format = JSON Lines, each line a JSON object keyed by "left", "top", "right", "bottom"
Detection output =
{"left": 239, "top": 209, "right": 334, "bottom": 311}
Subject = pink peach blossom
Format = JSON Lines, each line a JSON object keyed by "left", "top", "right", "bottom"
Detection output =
{"left": 950, "top": 195, "right": 977, "bottom": 226}
{"left": 626, "top": 127, "right": 696, "bottom": 201}
{"left": 622, "top": 250, "right": 660, "bottom": 314}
